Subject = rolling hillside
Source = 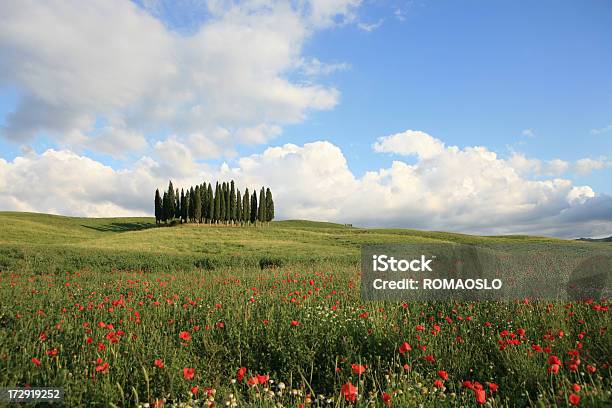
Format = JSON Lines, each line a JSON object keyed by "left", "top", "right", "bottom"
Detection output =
{"left": 0, "top": 211, "right": 591, "bottom": 274}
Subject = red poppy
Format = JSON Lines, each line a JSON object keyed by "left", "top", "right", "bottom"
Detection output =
{"left": 291, "top": 320, "right": 300, "bottom": 326}
{"left": 586, "top": 364, "right": 596, "bottom": 373}
{"left": 31, "top": 357, "right": 41, "bottom": 367}
{"left": 46, "top": 348, "right": 59, "bottom": 357}
{"left": 569, "top": 393, "right": 581, "bottom": 406}
{"left": 437, "top": 370, "right": 448, "bottom": 380}
{"left": 547, "top": 364, "right": 560, "bottom": 375}
{"left": 183, "top": 367, "right": 195, "bottom": 380}
{"left": 351, "top": 364, "right": 366, "bottom": 375}
{"left": 489, "top": 382, "right": 498, "bottom": 392}
{"left": 236, "top": 367, "right": 247, "bottom": 381}
{"left": 256, "top": 374, "right": 269, "bottom": 384}
{"left": 154, "top": 359, "right": 164, "bottom": 368}
{"left": 95, "top": 362, "right": 109, "bottom": 374}
{"left": 191, "top": 386, "right": 198, "bottom": 395}
{"left": 381, "top": 392, "right": 391, "bottom": 407}
{"left": 247, "top": 376, "right": 259, "bottom": 386}
{"left": 433, "top": 379, "right": 444, "bottom": 388}
{"left": 341, "top": 382, "right": 358, "bottom": 403}
{"left": 398, "top": 342, "right": 412, "bottom": 354}
{"left": 474, "top": 388, "right": 487, "bottom": 404}
{"left": 572, "top": 383, "right": 581, "bottom": 392}
{"left": 548, "top": 355, "right": 561, "bottom": 365}
{"left": 179, "top": 331, "right": 191, "bottom": 341}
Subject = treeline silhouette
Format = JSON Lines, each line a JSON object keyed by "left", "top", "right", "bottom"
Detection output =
{"left": 154, "top": 180, "right": 274, "bottom": 225}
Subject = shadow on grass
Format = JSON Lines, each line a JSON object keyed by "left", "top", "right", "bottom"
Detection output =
{"left": 81, "top": 222, "right": 156, "bottom": 232}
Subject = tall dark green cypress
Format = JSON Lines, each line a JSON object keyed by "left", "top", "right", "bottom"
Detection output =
{"left": 175, "top": 188, "right": 180, "bottom": 220}
{"left": 243, "top": 188, "right": 250, "bottom": 224}
{"left": 194, "top": 185, "right": 202, "bottom": 223}
{"left": 183, "top": 189, "right": 190, "bottom": 223}
{"left": 167, "top": 181, "right": 175, "bottom": 220}
{"left": 162, "top": 192, "right": 169, "bottom": 222}
{"left": 154, "top": 189, "right": 162, "bottom": 224}
{"left": 200, "top": 183, "right": 206, "bottom": 222}
{"left": 189, "top": 186, "right": 195, "bottom": 222}
{"left": 236, "top": 190, "right": 242, "bottom": 224}
{"left": 250, "top": 190, "right": 258, "bottom": 224}
{"left": 207, "top": 184, "right": 213, "bottom": 224}
{"left": 180, "top": 189, "right": 185, "bottom": 223}
{"left": 220, "top": 182, "right": 227, "bottom": 223}
{"left": 229, "top": 181, "right": 236, "bottom": 223}
{"left": 265, "top": 187, "right": 274, "bottom": 222}
{"left": 214, "top": 183, "right": 221, "bottom": 223}
{"left": 258, "top": 187, "right": 265, "bottom": 222}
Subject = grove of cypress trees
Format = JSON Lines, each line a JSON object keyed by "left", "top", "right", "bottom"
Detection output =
{"left": 250, "top": 190, "right": 258, "bottom": 224}
{"left": 154, "top": 189, "right": 162, "bottom": 224}
{"left": 265, "top": 187, "right": 274, "bottom": 222}
{"left": 194, "top": 185, "right": 202, "bottom": 223}
{"left": 258, "top": 187, "right": 265, "bottom": 223}
{"left": 236, "top": 190, "right": 242, "bottom": 225}
{"left": 243, "top": 188, "right": 250, "bottom": 224}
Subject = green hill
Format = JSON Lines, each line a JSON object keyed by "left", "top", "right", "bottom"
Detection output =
{"left": 0, "top": 211, "right": 582, "bottom": 274}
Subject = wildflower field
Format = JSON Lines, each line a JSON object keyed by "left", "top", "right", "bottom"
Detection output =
{"left": 0, "top": 212, "right": 610, "bottom": 407}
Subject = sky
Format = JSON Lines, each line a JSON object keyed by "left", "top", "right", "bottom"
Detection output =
{"left": 0, "top": 0, "right": 611, "bottom": 238}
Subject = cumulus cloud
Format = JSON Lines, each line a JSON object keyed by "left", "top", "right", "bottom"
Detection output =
{"left": 1, "top": 131, "right": 610, "bottom": 238}
{"left": 590, "top": 124, "right": 612, "bottom": 135}
{"left": 0, "top": 0, "right": 354, "bottom": 157}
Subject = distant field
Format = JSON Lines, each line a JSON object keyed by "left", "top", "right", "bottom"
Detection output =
{"left": 0, "top": 211, "right": 574, "bottom": 274}
{"left": 0, "top": 212, "right": 609, "bottom": 407}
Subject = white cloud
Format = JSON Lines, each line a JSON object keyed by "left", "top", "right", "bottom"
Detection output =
{"left": 2, "top": 131, "right": 610, "bottom": 238}
{"left": 0, "top": 0, "right": 355, "bottom": 157}
{"left": 521, "top": 129, "right": 535, "bottom": 137}
{"left": 574, "top": 157, "right": 610, "bottom": 175}
{"left": 357, "top": 19, "right": 383, "bottom": 32}
{"left": 590, "top": 124, "right": 612, "bottom": 135}
{"left": 373, "top": 130, "right": 446, "bottom": 159}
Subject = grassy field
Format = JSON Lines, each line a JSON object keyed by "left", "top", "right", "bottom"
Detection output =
{"left": 0, "top": 212, "right": 610, "bottom": 407}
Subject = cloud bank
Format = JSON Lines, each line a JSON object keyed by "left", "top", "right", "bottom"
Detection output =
{"left": 1, "top": 131, "right": 610, "bottom": 238}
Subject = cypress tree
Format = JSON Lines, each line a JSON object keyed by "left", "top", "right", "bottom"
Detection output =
{"left": 201, "top": 183, "right": 208, "bottom": 222}
{"left": 236, "top": 190, "right": 242, "bottom": 225}
{"left": 162, "top": 192, "right": 169, "bottom": 222}
{"left": 207, "top": 184, "right": 214, "bottom": 224}
{"left": 258, "top": 187, "right": 265, "bottom": 222}
{"left": 180, "top": 189, "right": 185, "bottom": 223}
{"left": 243, "top": 188, "right": 250, "bottom": 224}
{"left": 194, "top": 185, "right": 202, "bottom": 223}
{"left": 183, "top": 189, "right": 190, "bottom": 223}
{"left": 250, "top": 190, "right": 258, "bottom": 224}
{"left": 175, "top": 188, "right": 180, "bottom": 220}
{"left": 167, "top": 181, "right": 175, "bottom": 220}
{"left": 220, "top": 182, "right": 227, "bottom": 223}
{"left": 154, "top": 189, "right": 162, "bottom": 224}
{"left": 189, "top": 186, "right": 195, "bottom": 222}
{"left": 265, "top": 188, "right": 274, "bottom": 222}
{"left": 229, "top": 180, "right": 236, "bottom": 223}
{"left": 214, "top": 183, "right": 221, "bottom": 223}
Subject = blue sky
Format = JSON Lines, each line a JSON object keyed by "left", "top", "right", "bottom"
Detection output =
{"left": 0, "top": 0, "right": 611, "bottom": 237}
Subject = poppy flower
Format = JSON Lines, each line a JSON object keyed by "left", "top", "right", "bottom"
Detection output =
{"left": 381, "top": 392, "right": 391, "bottom": 407}
{"left": 154, "top": 359, "right": 164, "bottom": 368}
{"left": 437, "top": 370, "right": 448, "bottom": 380}
{"left": 341, "top": 382, "right": 358, "bottom": 403}
{"left": 572, "top": 383, "right": 581, "bottom": 392}
{"left": 569, "top": 393, "right": 581, "bottom": 406}
{"left": 31, "top": 357, "right": 41, "bottom": 367}
{"left": 433, "top": 379, "right": 444, "bottom": 388}
{"left": 398, "top": 342, "right": 412, "bottom": 354}
{"left": 256, "top": 374, "right": 269, "bottom": 384}
{"left": 548, "top": 355, "right": 561, "bottom": 365}
{"left": 191, "top": 386, "right": 198, "bottom": 395}
{"left": 474, "top": 388, "right": 487, "bottom": 404}
{"left": 351, "top": 364, "right": 366, "bottom": 375}
{"left": 291, "top": 320, "right": 300, "bottom": 327}
{"left": 179, "top": 331, "right": 191, "bottom": 341}
{"left": 247, "top": 376, "right": 259, "bottom": 386}
{"left": 489, "top": 382, "right": 498, "bottom": 392}
{"left": 236, "top": 367, "right": 247, "bottom": 381}
{"left": 183, "top": 367, "right": 195, "bottom": 380}
{"left": 547, "top": 364, "right": 560, "bottom": 375}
